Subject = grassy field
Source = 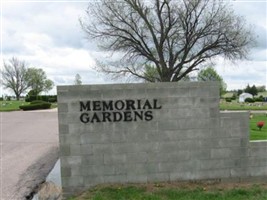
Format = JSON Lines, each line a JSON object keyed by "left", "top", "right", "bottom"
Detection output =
{"left": 0, "top": 100, "right": 57, "bottom": 111}
{"left": 250, "top": 114, "right": 267, "bottom": 140}
{"left": 68, "top": 183, "right": 267, "bottom": 200}
{"left": 220, "top": 102, "right": 267, "bottom": 110}
{"left": 0, "top": 100, "right": 30, "bottom": 111}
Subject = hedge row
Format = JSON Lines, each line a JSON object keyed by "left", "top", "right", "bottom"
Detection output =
{"left": 25, "top": 95, "right": 57, "bottom": 102}
{"left": 19, "top": 100, "right": 52, "bottom": 111}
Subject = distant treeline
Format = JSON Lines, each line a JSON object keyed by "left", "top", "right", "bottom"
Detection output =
{"left": 25, "top": 95, "right": 57, "bottom": 103}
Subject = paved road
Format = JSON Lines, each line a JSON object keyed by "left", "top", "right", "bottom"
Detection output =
{"left": 0, "top": 110, "right": 59, "bottom": 200}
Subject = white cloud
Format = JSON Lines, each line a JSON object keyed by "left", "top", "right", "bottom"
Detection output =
{"left": 215, "top": 57, "right": 267, "bottom": 90}
{"left": 1, "top": 0, "right": 267, "bottom": 96}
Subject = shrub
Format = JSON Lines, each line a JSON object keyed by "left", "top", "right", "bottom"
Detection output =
{"left": 19, "top": 101, "right": 51, "bottom": 111}
{"left": 245, "top": 98, "right": 255, "bottom": 103}
{"left": 254, "top": 96, "right": 264, "bottom": 102}
{"left": 31, "top": 100, "right": 47, "bottom": 104}
{"left": 225, "top": 98, "right": 232, "bottom": 102}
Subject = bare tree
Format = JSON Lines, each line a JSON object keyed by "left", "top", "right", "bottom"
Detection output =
{"left": 81, "top": 0, "right": 254, "bottom": 82}
{"left": 2, "top": 57, "right": 29, "bottom": 100}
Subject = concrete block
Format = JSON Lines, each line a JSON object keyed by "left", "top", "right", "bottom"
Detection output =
{"left": 61, "top": 167, "right": 71, "bottom": 177}
{"left": 248, "top": 158, "right": 267, "bottom": 167}
{"left": 198, "top": 159, "right": 236, "bottom": 170}
{"left": 105, "top": 175, "right": 128, "bottom": 183}
{"left": 211, "top": 148, "right": 231, "bottom": 159}
{"left": 58, "top": 124, "right": 69, "bottom": 134}
{"left": 190, "top": 87, "right": 210, "bottom": 97}
{"left": 127, "top": 152, "right": 148, "bottom": 163}
{"left": 80, "top": 133, "right": 108, "bottom": 144}
{"left": 82, "top": 165, "right": 105, "bottom": 176}
{"left": 60, "top": 145, "right": 70, "bottom": 156}
{"left": 147, "top": 173, "right": 170, "bottom": 182}
{"left": 170, "top": 171, "right": 195, "bottom": 181}
{"left": 213, "top": 138, "right": 241, "bottom": 148}
{"left": 248, "top": 166, "right": 267, "bottom": 176}
{"left": 71, "top": 166, "right": 83, "bottom": 176}
{"left": 112, "top": 143, "right": 137, "bottom": 154}
{"left": 159, "top": 161, "right": 194, "bottom": 173}
{"left": 127, "top": 163, "right": 160, "bottom": 174}
{"left": 108, "top": 132, "right": 127, "bottom": 143}
{"left": 84, "top": 176, "right": 104, "bottom": 187}
{"left": 194, "top": 169, "right": 231, "bottom": 180}
{"left": 104, "top": 154, "right": 126, "bottom": 165}
{"left": 112, "top": 164, "right": 127, "bottom": 175}
{"left": 70, "top": 145, "right": 81, "bottom": 156}
{"left": 80, "top": 144, "right": 94, "bottom": 155}
{"left": 190, "top": 149, "right": 211, "bottom": 160}
{"left": 135, "top": 142, "right": 159, "bottom": 153}
{"left": 58, "top": 103, "right": 68, "bottom": 113}
{"left": 82, "top": 155, "right": 104, "bottom": 166}
{"left": 230, "top": 168, "right": 247, "bottom": 177}
{"left": 209, "top": 85, "right": 220, "bottom": 97}
{"left": 92, "top": 144, "right": 114, "bottom": 155}
{"left": 61, "top": 156, "right": 82, "bottom": 167}
{"left": 249, "top": 147, "right": 267, "bottom": 158}
{"left": 127, "top": 174, "right": 148, "bottom": 183}
{"left": 126, "top": 130, "right": 147, "bottom": 142}
{"left": 62, "top": 176, "right": 84, "bottom": 187}
{"left": 60, "top": 135, "right": 81, "bottom": 145}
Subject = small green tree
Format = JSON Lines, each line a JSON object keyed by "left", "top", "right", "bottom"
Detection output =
{"left": 250, "top": 85, "right": 258, "bottom": 97}
{"left": 26, "top": 68, "right": 54, "bottom": 95}
{"left": 74, "top": 74, "right": 82, "bottom": 85}
{"left": 197, "top": 67, "right": 227, "bottom": 96}
{"left": 244, "top": 84, "right": 251, "bottom": 94}
{"left": 244, "top": 84, "right": 258, "bottom": 97}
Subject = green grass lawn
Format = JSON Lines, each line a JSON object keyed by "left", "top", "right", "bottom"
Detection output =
{"left": 0, "top": 100, "right": 30, "bottom": 111}
{"left": 68, "top": 184, "right": 267, "bottom": 200}
{"left": 220, "top": 101, "right": 267, "bottom": 110}
{"left": 250, "top": 114, "right": 267, "bottom": 140}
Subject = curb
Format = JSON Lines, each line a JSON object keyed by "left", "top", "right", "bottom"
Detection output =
{"left": 32, "top": 159, "right": 61, "bottom": 200}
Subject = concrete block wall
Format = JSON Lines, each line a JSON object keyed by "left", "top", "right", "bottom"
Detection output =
{"left": 57, "top": 82, "right": 267, "bottom": 198}
{"left": 247, "top": 141, "right": 267, "bottom": 178}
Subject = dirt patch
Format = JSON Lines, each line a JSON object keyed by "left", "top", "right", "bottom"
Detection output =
{"left": 16, "top": 146, "right": 59, "bottom": 200}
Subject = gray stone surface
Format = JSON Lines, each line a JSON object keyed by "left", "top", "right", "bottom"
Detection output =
{"left": 0, "top": 110, "right": 59, "bottom": 200}
{"left": 58, "top": 82, "right": 267, "bottom": 198}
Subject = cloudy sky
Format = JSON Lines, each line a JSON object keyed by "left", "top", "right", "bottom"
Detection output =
{"left": 0, "top": 0, "right": 266, "bottom": 96}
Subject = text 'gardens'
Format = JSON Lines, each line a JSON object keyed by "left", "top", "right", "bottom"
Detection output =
{"left": 79, "top": 99, "right": 162, "bottom": 123}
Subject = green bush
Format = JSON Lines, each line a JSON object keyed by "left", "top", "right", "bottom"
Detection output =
{"left": 245, "top": 98, "right": 255, "bottom": 103}
{"left": 31, "top": 100, "right": 47, "bottom": 104}
{"left": 225, "top": 98, "right": 232, "bottom": 102}
{"left": 254, "top": 96, "right": 264, "bottom": 102}
{"left": 19, "top": 101, "right": 51, "bottom": 111}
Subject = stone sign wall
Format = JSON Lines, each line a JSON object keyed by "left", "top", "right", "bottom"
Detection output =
{"left": 57, "top": 82, "right": 267, "bottom": 198}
